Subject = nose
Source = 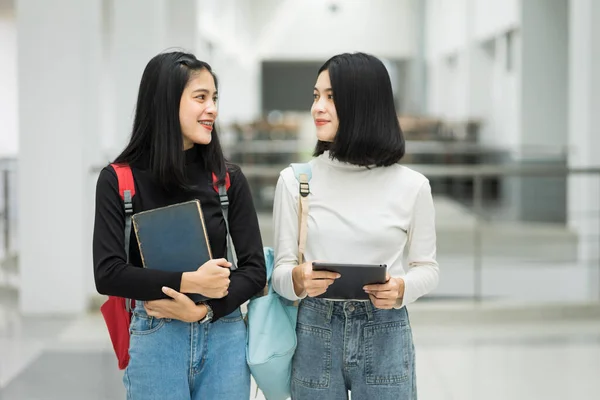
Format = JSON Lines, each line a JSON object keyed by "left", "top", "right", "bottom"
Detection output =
{"left": 205, "top": 99, "right": 217, "bottom": 115}
{"left": 313, "top": 97, "right": 326, "bottom": 113}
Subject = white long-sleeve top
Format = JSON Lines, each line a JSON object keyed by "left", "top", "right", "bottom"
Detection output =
{"left": 272, "top": 151, "right": 439, "bottom": 307}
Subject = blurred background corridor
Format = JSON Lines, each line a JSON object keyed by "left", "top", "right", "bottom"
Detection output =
{"left": 1, "top": 0, "right": 599, "bottom": 399}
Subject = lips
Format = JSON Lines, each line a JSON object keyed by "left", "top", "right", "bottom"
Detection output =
{"left": 198, "top": 120, "right": 214, "bottom": 131}
{"left": 315, "top": 119, "right": 329, "bottom": 126}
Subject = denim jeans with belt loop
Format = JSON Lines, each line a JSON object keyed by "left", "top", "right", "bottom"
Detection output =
{"left": 291, "top": 297, "right": 417, "bottom": 400}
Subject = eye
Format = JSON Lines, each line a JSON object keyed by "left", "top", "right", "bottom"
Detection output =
{"left": 328, "top": 94, "right": 334, "bottom": 100}
{"left": 313, "top": 93, "right": 319, "bottom": 100}
{"left": 195, "top": 94, "right": 205, "bottom": 100}
{"left": 213, "top": 97, "right": 218, "bottom": 103}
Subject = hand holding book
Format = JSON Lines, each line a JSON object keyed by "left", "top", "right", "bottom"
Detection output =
{"left": 132, "top": 200, "right": 231, "bottom": 303}
{"left": 180, "top": 258, "right": 232, "bottom": 299}
{"left": 144, "top": 286, "right": 209, "bottom": 322}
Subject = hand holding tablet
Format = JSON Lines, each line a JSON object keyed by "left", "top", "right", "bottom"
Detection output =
{"left": 311, "top": 262, "right": 388, "bottom": 301}
{"left": 292, "top": 261, "right": 341, "bottom": 297}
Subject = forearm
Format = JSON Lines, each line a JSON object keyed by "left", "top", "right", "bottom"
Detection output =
{"left": 397, "top": 264, "right": 439, "bottom": 307}
{"left": 94, "top": 259, "right": 183, "bottom": 300}
{"left": 272, "top": 263, "right": 306, "bottom": 301}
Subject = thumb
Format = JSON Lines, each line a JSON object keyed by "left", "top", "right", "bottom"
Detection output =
{"left": 162, "top": 286, "right": 179, "bottom": 299}
{"left": 215, "top": 258, "right": 233, "bottom": 268}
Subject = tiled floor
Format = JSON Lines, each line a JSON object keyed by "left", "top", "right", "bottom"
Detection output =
{"left": 1, "top": 297, "right": 600, "bottom": 400}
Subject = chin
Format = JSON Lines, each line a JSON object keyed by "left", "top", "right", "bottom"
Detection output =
{"left": 193, "top": 132, "right": 212, "bottom": 145}
{"left": 316, "top": 132, "right": 335, "bottom": 142}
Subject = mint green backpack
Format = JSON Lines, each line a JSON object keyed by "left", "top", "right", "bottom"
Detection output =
{"left": 214, "top": 163, "right": 312, "bottom": 400}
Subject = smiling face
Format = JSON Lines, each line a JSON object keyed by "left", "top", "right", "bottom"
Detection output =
{"left": 311, "top": 70, "right": 339, "bottom": 142}
{"left": 179, "top": 68, "right": 218, "bottom": 149}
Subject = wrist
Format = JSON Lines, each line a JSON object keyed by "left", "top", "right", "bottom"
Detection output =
{"left": 395, "top": 277, "right": 405, "bottom": 299}
{"left": 180, "top": 272, "right": 192, "bottom": 293}
{"left": 292, "top": 265, "right": 305, "bottom": 296}
{"left": 197, "top": 302, "right": 213, "bottom": 324}
{"left": 195, "top": 303, "right": 208, "bottom": 321}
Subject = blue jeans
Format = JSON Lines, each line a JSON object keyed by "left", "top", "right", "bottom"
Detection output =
{"left": 123, "top": 303, "right": 250, "bottom": 400}
{"left": 291, "top": 298, "right": 417, "bottom": 400}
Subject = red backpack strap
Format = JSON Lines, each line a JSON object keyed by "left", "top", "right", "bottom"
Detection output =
{"left": 110, "top": 164, "right": 136, "bottom": 200}
{"left": 211, "top": 171, "right": 231, "bottom": 193}
{"left": 109, "top": 163, "right": 136, "bottom": 313}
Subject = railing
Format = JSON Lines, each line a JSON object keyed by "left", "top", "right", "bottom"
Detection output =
{"left": 237, "top": 162, "right": 600, "bottom": 303}
{"left": 15, "top": 159, "right": 600, "bottom": 304}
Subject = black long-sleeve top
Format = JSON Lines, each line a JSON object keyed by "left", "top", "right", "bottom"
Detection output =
{"left": 92, "top": 147, "right": 266, "bottom": 322}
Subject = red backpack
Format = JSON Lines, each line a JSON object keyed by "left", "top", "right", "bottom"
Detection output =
{"left": 99, "top": 164, "right": 136, "bottom": 370}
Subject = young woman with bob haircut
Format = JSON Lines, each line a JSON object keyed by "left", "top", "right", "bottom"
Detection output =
{"left": 272, "top": 52, "right": 439, "bottom": 399}
{"left": 93, "top": 51, "right": 266, "bottom": 400}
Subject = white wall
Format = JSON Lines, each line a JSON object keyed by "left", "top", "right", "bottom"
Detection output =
{"left": 425, "top": 0, "right": 568, "bottom": 154}
{"left": 0, "top": 6, "right": 17, "bottom": 157}
{"left": 198, "top": 0, "right": 261, "bottom": 124}
{"left": 425, "top": 0, "right": 521, "bottom": 148}
{"left": 426, "top": 0, "right": 468, "bottom": 58}
{"left": 472, "top": 0, "right": 520, "bottom": 42}
{"left": 195, "top": 0, "right": 419, "bottom": 124}
{"left": 257, "top": 0, "right": 416, "bottom": 60}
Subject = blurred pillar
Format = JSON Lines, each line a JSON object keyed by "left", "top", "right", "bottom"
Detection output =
{"left": 0, "top": 1, "right": 18, "bottom": 157}
{"left": 568, "top": 0, "right": 600, "bottom": 299}
{"left": 512, "top": 0, "right": 569, "bottom": 223}
{"left": 17, "top": 0, "right": 103, "bottom": 314}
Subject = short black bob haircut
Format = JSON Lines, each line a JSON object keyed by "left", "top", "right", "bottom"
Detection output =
{"left": 313, "top": 52, "right": 405, "bottom": 166}
{"left": 114, "top": 51, "right": 226, "bottom": 191}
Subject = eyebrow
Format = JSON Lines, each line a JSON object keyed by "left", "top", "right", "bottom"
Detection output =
{"left": 314, "top": 87, "right": 332, "bottom": 92}
{"left": 191, "top": 88, "right": 218, "bottom": 95}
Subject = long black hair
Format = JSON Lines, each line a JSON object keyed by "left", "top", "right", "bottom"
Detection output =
{"left": 114, "top": 51, "right": 226, "bottom": 190}
{"left": 313, "top": 52, "right": 405, "bottom": 166}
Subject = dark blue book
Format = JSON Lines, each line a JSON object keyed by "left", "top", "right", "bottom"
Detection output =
{"left": 132, "top": 200, "right": 212, "bottom": 303}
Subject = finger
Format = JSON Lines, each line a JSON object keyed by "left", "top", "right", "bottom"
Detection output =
{"left": 162, "top": 286, "right": 182, "bottom": 300}
{"left": 364, "top": 282, "right": 394, "bottom": 292}
{"left": 161, "top": 286, "right": 175, "bottom": 299}
{"left": 368, "top": 290, "right": 396, "bottom": 300}
{"left": 307, "top": 279, "right": 335, "bottom": 290}
{"left": 312, "top": 271, "right": 341, "bottom": 280}
{"left": 307, "top": 288, "right": 327, "bottom": 297}
{"left": 214, "top": 258, "right": 233, "bottom": 268}
{"left": 145, "top": 306, "right": 158, "bottom": 317}
{"left": 369, "top": 293, "right": 378, "bottom": 306}
{"left": 363, "top": 284, "right": 384, "bottom": 292}
{"left": 369, "top": 294, "right": 393, "bottom": 309}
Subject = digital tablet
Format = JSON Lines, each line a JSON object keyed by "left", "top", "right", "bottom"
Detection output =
{"left": 312, "top": 262, "right": 388, "bottom": 300}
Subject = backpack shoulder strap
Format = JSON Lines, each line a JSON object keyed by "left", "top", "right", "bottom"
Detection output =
{"left": 290, "top": 163, "right": 312, "bottom": 185}
{"left": 211, "top": 172, "right": 231, "bottom": 193}
{"left": 289, "top": 163, "right": 311, "bottom": 263}
{"left": 109, "top": 163, "right": 136, "bottom": 312}
{"left": 211, "top": 171, "right": 237, "bottom": 270}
